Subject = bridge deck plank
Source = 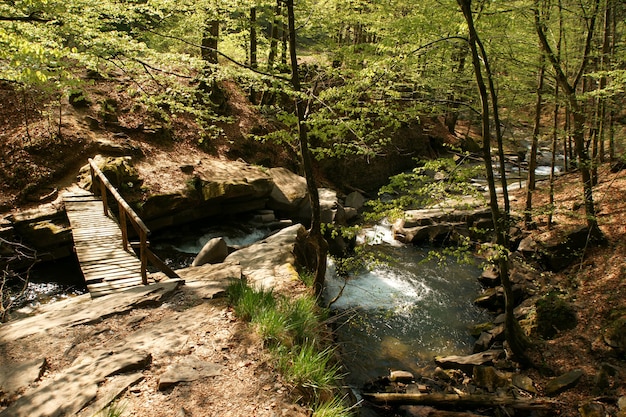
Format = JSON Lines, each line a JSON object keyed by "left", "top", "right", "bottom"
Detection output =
{"left": 63, "top": 192, "right": 146, "bottom": 297}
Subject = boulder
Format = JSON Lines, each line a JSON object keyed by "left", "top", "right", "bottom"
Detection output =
{"left": 544, "top": 369, "right": 583, "bottom": 396}
{"left": 473, "top": 324, "right": 504, "bottom": 353}
{"left": 318, "top": 188, "right": 347, "bottom": 225}
{"left": 534, "top": 292, "right": 577, "bottom": 339}
{"left": 604, "top": 315, "right": 626, "bottom": 355}
{"left": 579, "top": 402, "right": 606, "bottom": 417}
{"left": 519, "top": 227, "right": 603, "bottom": 272}
{"left": 192, "top": 237, "right": 229, "bottom": 267}
{"left": 474, "top": 287, "right": 504, "bottom": 311}
{"left": 344, "top": 191, "right": 366, "bottom": 211}
{"left": 224, "top": 224, "right": 303, "bottom": 292}
{"left": 478, "top": 267, "right": 500, "bottom": 288}
{"left": 158, "top": 356, "right": 223, "bottom": 390}
{"left": 389, "top": 370, "right": 414, "bottom": 383}
{"left": 472, "top": 366, "right": 509, "bottom": 392}
{"left": 9, "top": 206, "right": 73, "bottom": 261}
{"left": 393, "top": 208, "right": 492, "bottom": 244}
{"left": 267, "top": 167, "right": 308, "bottom": 213}
{"left": 79, "top": 154, "right": 141, "bottom": 190}
{"left": 138, "top": 160, "right": 275, "bottom": 230}
{"left": 512, "top": 374, "right": 536, "bottom": 394}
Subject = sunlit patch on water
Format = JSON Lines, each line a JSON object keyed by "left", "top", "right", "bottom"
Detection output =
{"left": 324, "top": 234, "right": 490, "bottom": 386}
{"left": 324, "top": 260, "right": 433, "bottom": 312}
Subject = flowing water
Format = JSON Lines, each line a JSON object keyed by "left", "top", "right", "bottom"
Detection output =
{"left": 323, "top": 224, "right": 490, "bottom": 387}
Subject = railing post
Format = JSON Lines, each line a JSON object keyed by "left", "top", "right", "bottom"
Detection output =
{"left": 140, "top": 230, "right": 148, "bottom": 285}
{"left": 100, "top": 180, "right": 108, "bottom": 217}
{"left": 119, "top": 202, "right": 128, "bottom": 251}
{"left": 90, "top": 165, "right": 96, "bottom": 194}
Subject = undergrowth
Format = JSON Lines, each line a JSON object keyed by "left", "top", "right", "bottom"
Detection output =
{"left": 226, "top": 277, "right": 351, "bottom": 415}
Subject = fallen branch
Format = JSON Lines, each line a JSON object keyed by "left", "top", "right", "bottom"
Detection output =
{"left": 363, "top": 392, "right": 560, "bottom": 410}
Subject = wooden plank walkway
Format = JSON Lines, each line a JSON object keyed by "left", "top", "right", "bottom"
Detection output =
{"left": 63, "top": 191, "right": 146, "bottom": 298}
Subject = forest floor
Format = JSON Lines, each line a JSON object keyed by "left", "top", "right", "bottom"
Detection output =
{"left": 1, "top": 77, "right": 625, "bottom": 416}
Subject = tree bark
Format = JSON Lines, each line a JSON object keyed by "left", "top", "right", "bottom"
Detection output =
{"left": 201, "top": 19, "right": 219, "bottom": 65}
{"left": 548, "top": 81, "right": 560, "bottom": 229}
{"left": 286, "top": 0, "right": 328, "bottom": 296}
{"left": 475, "top": 37, "right": 510, "bottom": 215}
{"left": 457, "top": 0, "right": 529, "bottom": 363}
{"left": 534, "top": 1, "right": 604, "bottom": 242}
{"left": 249, "top": 7, "right": 257, "bottom": 69}
{"left": 267, "top": 0, "right": 281, "bottom": 71}
{"left": 525, "top": 57, "right": 545, "bottom": 228}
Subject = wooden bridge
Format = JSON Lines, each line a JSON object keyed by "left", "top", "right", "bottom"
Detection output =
{"left": 63, "top": 159, "right": 178, "bottom": 298}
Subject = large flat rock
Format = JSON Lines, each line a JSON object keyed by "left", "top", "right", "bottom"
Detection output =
{"left": 0, "top": 350, "right": 151, "bottom": 417}
{"left": 224, "top": 224, "right": 304, "bottom": 291}
{"left": 0, "top": 358, "right": 47, "bottom": 398}
{"left": 0, "top": 280, "right": 182, "bottom": 342}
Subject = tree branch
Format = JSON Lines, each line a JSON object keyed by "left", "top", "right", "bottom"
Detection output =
{"left": 0, "top": 13, "right": 51, "bottom": 23}
{"left": 136, "top": 24, "right": 292, "bottom": 83}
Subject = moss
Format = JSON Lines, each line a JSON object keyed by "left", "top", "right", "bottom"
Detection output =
{"left": 534, "top": 292, "right": 577, "bottom": 339}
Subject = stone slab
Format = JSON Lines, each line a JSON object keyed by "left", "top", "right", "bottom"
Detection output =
{"left": 0, "top": 358, "right": 47, "bottom": 397}
{"left": 0, "top": 281, "right": 182, "bottom": 342}
{"left": 0, "top": 350, "right": 150, "bottom": 417}
{"left": 158, "top": 356, "right": 223, "bottom": 390}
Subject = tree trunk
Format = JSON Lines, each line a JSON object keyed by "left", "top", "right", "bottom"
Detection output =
{"left": 286, "top": 0, "right": 328, "bottom": 296}
{"left": 249, "top": 7, "right": 257, "bottom": 69}
{"left": 200, "top": 18, "right": 226, "bottom": 109}
{"left": 548, "top": 82, "right": 560, "bottom": 229}
{"left": 525, "top": 58, "right": 545, "bottom": 228}
{"left": 267, "top": 0, "right": 281, "bottom": 71}
{"left": 201, "top": 19, "right": 219, "bottom": 65}
{"left": 475, "top": 37, "right": 510, "bottom": 215}
{"left": 534, "top": 1, "right": 604, "bottom": 242}
{"left": 457, "top": 0, "right": 529, "bottom": 364}
{"left": 444, "top": 44, "right": 468, "bottom": 134}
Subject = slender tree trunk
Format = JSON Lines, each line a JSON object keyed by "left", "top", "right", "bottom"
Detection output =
{"left": 201, "top": 19, "right": 219, "bottom": 65}
{"left": 598, "top": 0, "right": 612, "bottom": 163}
{"left": 564, "top": 107, "right": 571, "bottom": 170}
{"left": 249, "top": 7, "right": 257, "bottom": 69}
{"left": 475, "top": 37, "right": 510, "bottom": 215}
{"left": 534, "top": 1, "right": 604, "bottom": 242}
{"left": 525, "top": 58, "right": 545, "bottom": 228}
{"left": 267, "top": 0, "right": 281, "bottom": 71}
{"left": 548, "top": 82, "right": 560, "bottom": 229}
{"left": 444, "top": 45, "right": 468, "bottom": 134}
{"left": 281, "top": 6, "right": 288, "bottom": 67}
{"left": 457, "top": 0, "right": 529, "bottom": 364}
{"left": 200, "top": 18, "right": 226, "bottom": 109}
{"left": 286, "top": 0, "right": 328, "bottom": 296}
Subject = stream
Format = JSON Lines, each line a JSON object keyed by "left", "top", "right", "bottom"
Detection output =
{"left": 323, "top": 223, "right": 489, "bottom": 388}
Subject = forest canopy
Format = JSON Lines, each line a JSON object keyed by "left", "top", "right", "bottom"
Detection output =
{"left": 1, "top": 0, "right": 624, "bottom": 168}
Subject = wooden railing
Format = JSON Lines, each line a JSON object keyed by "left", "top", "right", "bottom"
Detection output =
{"left": 88, "top": 158, "right": 179, "bottom": 284}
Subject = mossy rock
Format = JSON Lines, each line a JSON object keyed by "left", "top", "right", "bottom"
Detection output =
{"left": 78, "top": 155, "right": 141, "bottom": 190}
{"left": 534, "top": 292, "right": 577, "bottom": 339}
{"left": 604, "top": 315, "right": 626, "bottom": 356}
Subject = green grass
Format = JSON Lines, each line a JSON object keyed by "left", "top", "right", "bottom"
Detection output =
{"left": 277, "top": 341, "right": 341, "bottom": 390}
{"left": 227, "top": 281, "right": 275, "bottom": 322}
{"left": 98, "top": 401, "right": 126, "bottom": 417}
{"left": 226, "top": 280, "right": 348, "bottom": 412}
{"left": 312, "top": 397, "right": 354, "bottom": 417}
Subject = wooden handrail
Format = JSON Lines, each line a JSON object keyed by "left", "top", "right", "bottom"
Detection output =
{"left": 88, "top": 158, "right": 179, "bottom": 284}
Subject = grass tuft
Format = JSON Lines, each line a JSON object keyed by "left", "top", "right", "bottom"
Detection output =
{"left": 227, "top": 280, "right": 346, "bottom": 411}
{"left": 312, "top": 396, "right": 354, "bottom": 417}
